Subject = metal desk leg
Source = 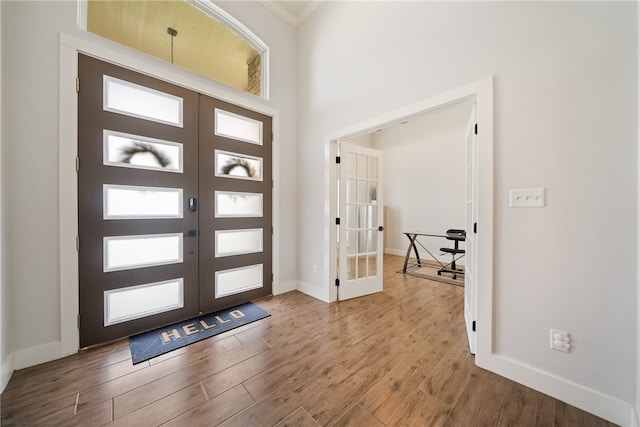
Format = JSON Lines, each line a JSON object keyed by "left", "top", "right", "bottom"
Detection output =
{"left": 403, "top": 233, "right": 421, "bottom": 273}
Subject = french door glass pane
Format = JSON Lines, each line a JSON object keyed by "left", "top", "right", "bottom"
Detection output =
{"left": 347, "top": 256, "right": 356, "bottom": 280}
{"left": 215, "top": 150, "right": 263, "bottom": 181}
{"left": 104, "top": 278, "right": 184, "bottom": 326}
{"left": 346, "top": 179, "right": 356, "bottom": 204}
{"left": 104, "top": 233, "right": 183, "bottom": 272}
{"left": 215, "top": 229, "right": 263, "bottom": 257}
{"left": 368, "top": 156, "right": 378, "bottom": 180}
{"left": 357, "top": 154, "right": 367, "bottom": 179}
{"left": 357, "top": 180, "right": 367, "bottom": 204}
{"left": 367, "top": 255, "right": 377, "bottom": 276}
{"left": 214, "top": 108, "right": 263, "bottom": 145}
{"left": 346, "top": 153, "right": 357, "bottom": 178}
{"left": 215, "top": 264, "right": 263, "bottom": 297}
{"left": 104, "top": 184, "right": 183, "bottom": 219}
{"left": 104, "top": 130, "right": 183, "bottom": 173}
{"left": 215, "top": 191, "right": 263, "bottom": 217}
{"left": 103, "top": 75, "right": 183, "bottom": 127}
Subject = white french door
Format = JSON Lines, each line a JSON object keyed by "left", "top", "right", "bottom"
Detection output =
{"left": 464, "top": 105, "right": 478, "bottom": 354}
{"left": 338, "top": 143, "right": 384, "bottom": 300}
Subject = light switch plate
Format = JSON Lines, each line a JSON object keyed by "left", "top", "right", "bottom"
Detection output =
{"left": 509, "top": 188, "right": 545, "bottom": 208}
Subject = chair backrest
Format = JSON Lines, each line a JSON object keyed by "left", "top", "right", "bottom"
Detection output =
{"left": 445, "top": 229, "right": 466, "bottom": 241}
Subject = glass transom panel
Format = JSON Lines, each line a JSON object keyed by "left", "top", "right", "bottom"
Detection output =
{"left": 103, "top": 75, "right": 183, "bottom": 127}
{"left": 215, "top": 108, "right": 263, "bottom": 145}
{"left": 104, "top": 278, "right": 184, "bottom": 326}
{"left": 103, "top": 233, "right": 183, "bottom": 272}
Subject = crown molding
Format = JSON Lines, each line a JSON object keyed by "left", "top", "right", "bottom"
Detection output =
{"left": 260, "top": 1, "right": 323, "bottom": 27}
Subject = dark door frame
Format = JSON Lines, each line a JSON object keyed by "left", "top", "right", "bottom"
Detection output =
{"left": 57, "top": 38, "right": 281, "bottom": 357}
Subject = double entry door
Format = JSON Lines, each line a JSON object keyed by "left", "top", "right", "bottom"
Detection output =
{"left": 78, "top": 54, "right": 272, "bottom": 348}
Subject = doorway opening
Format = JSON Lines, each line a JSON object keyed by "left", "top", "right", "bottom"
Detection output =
{"left": 328, "top": 78, "right": 493, "bottom": 363}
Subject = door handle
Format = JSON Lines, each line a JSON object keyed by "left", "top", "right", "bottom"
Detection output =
{"left": 184, "top": 229, "right": 198, "bottom": 237}
{"left": 378, "top": 226, "right": 384, "bottom": 231}
{"left": 188, "top": 197, "right": 198, "bottom": 212}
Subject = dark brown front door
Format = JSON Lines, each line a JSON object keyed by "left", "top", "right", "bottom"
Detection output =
{"left": 197, "top": 95, "right": 273, "bottom": 313}
{"left": 78, "top": 54, "right": 272, "bottom": 348}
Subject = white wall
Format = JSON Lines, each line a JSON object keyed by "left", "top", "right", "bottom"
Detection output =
{"left": 297, "top": 1, "right": 637, "bottom": 423}
{"left": 1, "top": 0, "right": 297, "bottom": 379}
{"left": 373, "top": 102, "right": 470, "bottom": 260}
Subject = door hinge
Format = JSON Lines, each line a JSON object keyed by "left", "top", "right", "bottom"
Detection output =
{"left": 336, "top": 156, "right": 341, "bottom": 164}
{"left": 474, "top": 123, "right": 478, "bottom": 135}
{"left": 335, "top": 218, "right": 340, "bottom": 225}
{"left": 76, "top": 236, "right": 80, "bottom": 251}
{"left": 272, "top": 226, "right": 274, "bottom": 235}
{"left": 271, "top": 273, "right": 274, "bottom": 283}
{"left": 472, "top": 320, "right": 476, "bottom": 332}
{"left": 75, "top": 157, "right": 80, "bottom": 172}
{"left": 473, "top": 222, "right": 477, "bottom": 234}
{"left": 335, "top": 278, "right": 340, "bottom": 287}
{"left": 76, "top": 78, "right": 80, "bottom": 93}
{"left": 77, "top": 314, "right": 81, "bottom": 329}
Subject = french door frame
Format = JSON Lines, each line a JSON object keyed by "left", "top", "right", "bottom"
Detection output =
{"left": 327, "top": 78, "right": 493, "bottom": 369}
{"left": 57, "top": 34, "right": 280, "bottom": 357}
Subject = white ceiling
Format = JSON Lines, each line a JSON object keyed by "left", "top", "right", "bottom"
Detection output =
{"left": 260, "top": 1, "right": 324, "bottom": 27}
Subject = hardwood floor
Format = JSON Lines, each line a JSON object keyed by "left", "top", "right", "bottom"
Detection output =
{"left": 1, "top": 255, "right": 617, "bottom": 426}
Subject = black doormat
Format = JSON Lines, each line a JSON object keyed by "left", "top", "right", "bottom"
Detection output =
{"left": 128, "top": 302, "right": 270, "bottom": 365}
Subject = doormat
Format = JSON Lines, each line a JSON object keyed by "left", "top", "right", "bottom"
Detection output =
{"left": 128, "top": 302, "right": 270, "bottom": 365}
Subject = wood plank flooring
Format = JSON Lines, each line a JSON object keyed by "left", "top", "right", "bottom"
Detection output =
{"left": 1, "top": 255, "right": 617, "bottom": 426}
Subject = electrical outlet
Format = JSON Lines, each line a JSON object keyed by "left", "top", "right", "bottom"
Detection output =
{"left": 550, "top": 329, "right": 570, "bottom": 352}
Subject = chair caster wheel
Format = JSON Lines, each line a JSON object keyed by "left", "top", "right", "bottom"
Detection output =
{"left": 437, "top": 271, "right": 441, "bottom": 276}
{"left": 452, "top": 274, "right": 457, "bottom": 280}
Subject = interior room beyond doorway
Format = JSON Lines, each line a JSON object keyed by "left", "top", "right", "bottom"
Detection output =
{"left": 344, "top": 100, "right": 474, "bottom": 280}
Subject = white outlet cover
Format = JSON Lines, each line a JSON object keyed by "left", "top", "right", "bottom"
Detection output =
{"left": 549, "top": 329, "right": 570, "bottom": 352}
{"left": 509, "top": 188, "right": 545, "bottom": 208}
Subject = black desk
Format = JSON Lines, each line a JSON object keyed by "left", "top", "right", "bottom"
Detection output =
{"left": 401, "top": 231, "right": 448, "bottom": 273}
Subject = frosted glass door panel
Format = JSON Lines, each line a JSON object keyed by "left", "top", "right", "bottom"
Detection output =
{"left": 215, "top": 150, "right": 262, "bottom": 181}
{"left": 215, "top": 229, "right": 263, "bottom": 257}
{"left": 104, "top": 130, "right": 183, "bottom": 172}
{"left": 215, "top": 264, "right": 263, "bottom": 297}
{"left": 103, "top": 75, "right": 183, "bottom": 127}
{"left": 104, "top": 279, "right": 184, "bottom": 326}
{"left": 104, "top": 233, "right": 183, "bottom": 272}
{"left": 215, "top": 191, "right": 263, "bottom": 217}
{"left": 104, "top": 185, "right": 183, "bottom": 219}
{"left": 214, "top": 109, "right": 263, "bottom": 145}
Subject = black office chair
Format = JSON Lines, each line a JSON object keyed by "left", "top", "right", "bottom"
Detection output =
{"left": 437, "top": 229, "right": 466, "bottom": 280}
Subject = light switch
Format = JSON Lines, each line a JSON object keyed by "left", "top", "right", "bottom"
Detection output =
{"left": 509, "top": 188, "right": 545, "bottom": 208}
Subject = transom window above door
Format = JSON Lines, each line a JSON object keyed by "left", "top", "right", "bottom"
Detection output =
{"left": 80, "top": 0, "right": 269, "bottom": 98}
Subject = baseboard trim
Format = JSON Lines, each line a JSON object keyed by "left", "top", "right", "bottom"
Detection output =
{"left": 490, "top": 354, "right": 636, "bottom": 426}
{"left": 296, "top": 280, "right": 330, "bottom": 303}
{"left": 11, "top": 341, "right": 64, "bottom": 371}
{"left": 384, "top": 248, "right": 405, "bottom": 257}
{"left": 274, "top": 280, "right": 297, "bottom": 295}
{"left": 1, "top": 353, "right": 13, "bottom": 393}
